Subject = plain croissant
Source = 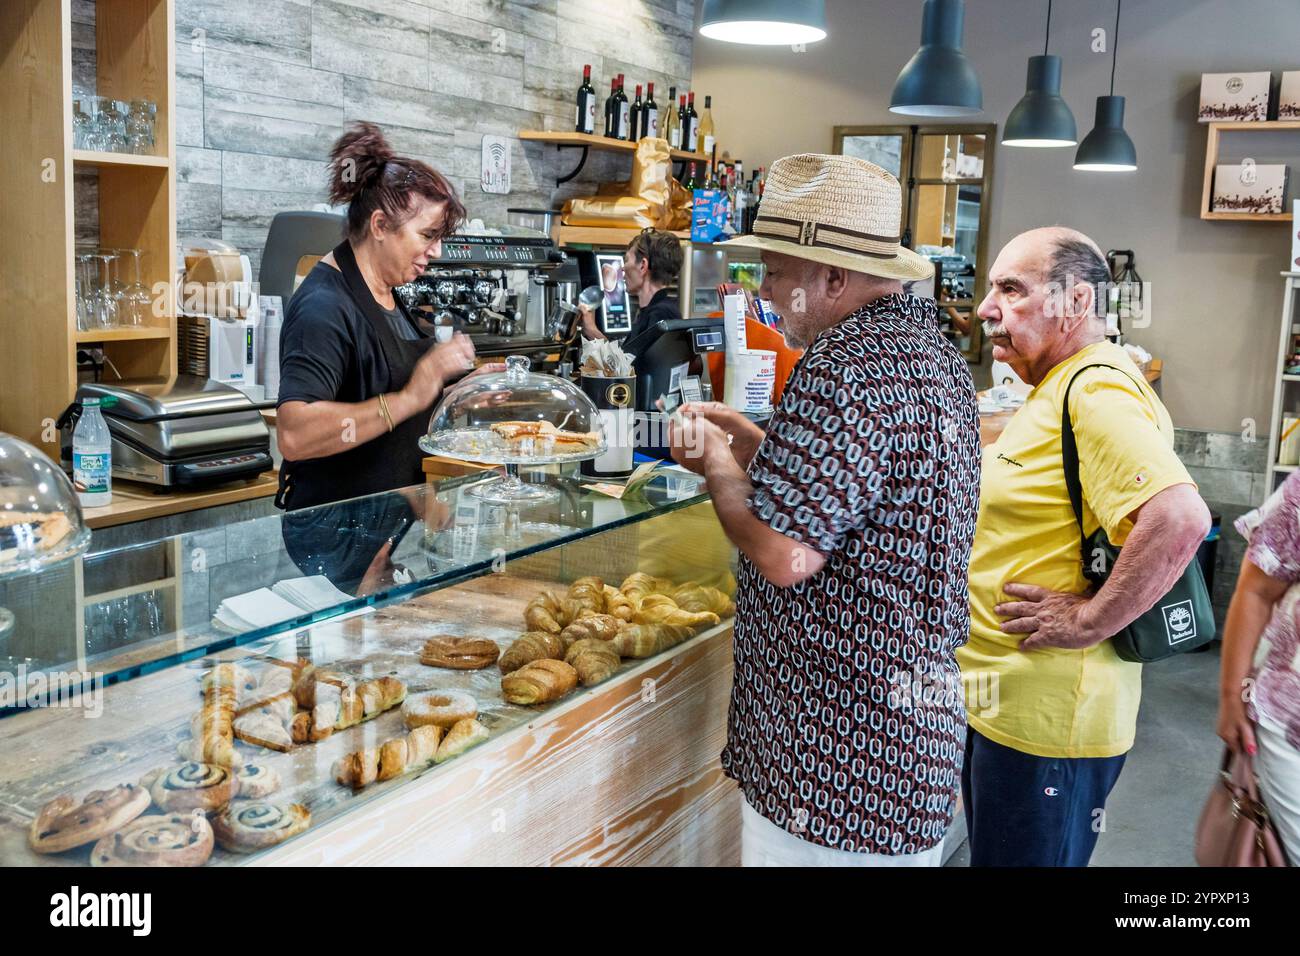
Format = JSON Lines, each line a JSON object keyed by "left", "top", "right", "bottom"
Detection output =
{"left": 499, "top": 630, "right": 566, "bottom": 672}
{"left": 670, "top": 583, "right": 736, "bottom": 617}
{"left": 567, "top": 576, "right": 606, "bottom": 616}
{"left": 434, "top": 718, "right": 490, "bottom": 763}
{"left": 602, "top": 585, "right": 635, "bottom": 621}
{"left": 612, "top": 622, "right": 697, "bottom": 659}
{"left": 632, "top": 594, "right": 720, "bottom": 630}
{"left": 619, "top": 571, "right": 673, "bottom": 605}
{"left": 501, "top": 658, "right": 578, "bottom": 705}
{"left": 559, "top": 613, "right": 624, "bottom": 651}
{"left": 564, "top": 638, "right": 621, "bottom": 686}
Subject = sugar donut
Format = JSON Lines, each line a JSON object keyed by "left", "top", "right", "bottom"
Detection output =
{"left": 401, "top": 690, "right": 478, "bottom": 730}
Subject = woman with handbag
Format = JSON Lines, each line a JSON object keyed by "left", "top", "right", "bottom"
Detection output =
{"left": 1214, "top": 471, "right": 1300, "bottom": 865}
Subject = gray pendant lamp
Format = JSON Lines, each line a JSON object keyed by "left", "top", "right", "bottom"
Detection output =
{"left": 890, "top": 0, "right": 982, "bottom": 116}
{"left": 1074, "top": 0, "right": 1137, "bottom": 171}
{"left": 1003, "top": 0, "right": 1077, "bottom": 147}
{"left": 699, "top": 0, "right": 827, "bottom": 45}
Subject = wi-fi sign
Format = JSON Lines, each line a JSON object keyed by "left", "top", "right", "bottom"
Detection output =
{"left": 481, "top": 135, "right": 511, "bottom": 195}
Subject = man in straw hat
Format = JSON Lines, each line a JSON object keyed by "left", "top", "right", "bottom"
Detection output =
{"left": 669, "top": 153, "right": 980, "bottom": 865}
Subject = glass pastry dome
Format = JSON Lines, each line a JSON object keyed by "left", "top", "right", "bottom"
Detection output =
{"left": 420, "top": 355, "right": 607, "bottom": 502}
{"left": 0, "top": 433, "right": 93, "bottom": 638}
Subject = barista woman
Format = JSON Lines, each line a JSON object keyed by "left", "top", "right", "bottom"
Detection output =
{"left": 276, "top": 123, "right": 498, "bottom": 592}
{"left": 577, "top": 228, "right": 683, "bottom": 363}
{"left": 276, "top": 122, "right": 500, "bottom": 511}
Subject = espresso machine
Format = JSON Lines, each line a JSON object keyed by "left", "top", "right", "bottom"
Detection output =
{"left": 396, "top": 231, "right": 577, "bottom": 358}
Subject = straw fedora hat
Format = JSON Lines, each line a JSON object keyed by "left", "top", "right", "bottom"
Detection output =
{"left": 727, "top": 153, "right": 933, "bottom": 281}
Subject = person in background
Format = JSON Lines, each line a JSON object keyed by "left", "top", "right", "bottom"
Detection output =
{"left": 960, "top": 226, "right": 1211, "bottom": 866}
{"left": 669, "top": 154, "right": 980, "bottom": 866}
{"left": 1216, "top": 471, "right": 1300, "bottom": 864}
{"left": 577, "top": 228, "right": 682, "bottom": 362}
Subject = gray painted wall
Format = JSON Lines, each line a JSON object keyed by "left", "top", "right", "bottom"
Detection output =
{"left": 75, "top": 0, "right": 695, "bottom": 274}
{"left": 692, "top": 0, "right": 1300, "bottom": 433}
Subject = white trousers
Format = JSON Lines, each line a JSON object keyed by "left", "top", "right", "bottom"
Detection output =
{"left": 1254, "top": 716, "right": 1300, "bottom": 866}
{"left": 740, "top": 800, "right": 944, "bottom": 867}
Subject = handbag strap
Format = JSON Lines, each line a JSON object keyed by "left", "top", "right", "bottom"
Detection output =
{"left": 1060, "top": 362, "right": 1149, "bottom": 567}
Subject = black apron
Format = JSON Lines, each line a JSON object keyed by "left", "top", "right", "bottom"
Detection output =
{"left": 276, "top": 240, "right": 436, "bottom": 512}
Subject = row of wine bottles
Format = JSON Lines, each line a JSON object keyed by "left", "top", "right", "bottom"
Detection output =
{"left": 575, "top": 65, "right": 715, "bottom": 156}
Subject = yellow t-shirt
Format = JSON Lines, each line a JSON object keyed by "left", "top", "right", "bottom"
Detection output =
{"left": 958, "top": 341, "right": 1194, "bottom": 758}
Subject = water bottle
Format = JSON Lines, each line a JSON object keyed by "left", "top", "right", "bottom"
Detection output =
{"left": 73, "top": 397, "right": 112, "bottom": 507}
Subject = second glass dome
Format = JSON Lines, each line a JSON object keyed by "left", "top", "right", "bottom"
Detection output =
{"left": 420, "top": 355, "right": 607, "bottom": 466}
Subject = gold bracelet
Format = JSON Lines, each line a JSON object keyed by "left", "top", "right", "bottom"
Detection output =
{"left": 377, "top": 393, "right": 395, "bottom": 433}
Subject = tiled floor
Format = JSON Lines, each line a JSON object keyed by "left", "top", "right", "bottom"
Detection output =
{"left": 945, "top": 645, "right": 1223, "bottom": 867}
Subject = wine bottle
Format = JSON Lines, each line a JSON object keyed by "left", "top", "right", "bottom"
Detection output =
{"left": 604, "top": 78, "right": 617, "bottom": 138}
{"left": 699, "top": 95, "right": 716, "bottom": 159}
{"left": 629, "top": 84, "right": 643, "bottom": 143}
{"left": 575, "top": 64, "right": 597, "bottom": 134}
{"left": 614, "top": 75, "right": 630, "bottom": 141}
{"left": 683, "top": 161, "right": 699, "bottom": 191}
{"left": 643, "top": 82, "right": 659, "bottom": 139}
{"left": 678, "top": 95, "right": 690, "bottom": 152}
{"left": 665, "top": 86, "right": 679, "bottom": 147}
{"left": 685, "top": 92, "right": 700, "bottom": 154}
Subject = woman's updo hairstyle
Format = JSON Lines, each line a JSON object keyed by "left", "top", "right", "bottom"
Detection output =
{"left": 327, "top": 121, "right": 465, "bottom": 242}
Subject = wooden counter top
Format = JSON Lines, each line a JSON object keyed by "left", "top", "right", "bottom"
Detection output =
{"left": 83, "top": 471, "right": 279, "bottom": 530}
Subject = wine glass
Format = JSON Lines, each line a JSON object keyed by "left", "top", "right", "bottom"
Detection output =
{"left": 125, "top": 100, "right": 156, "bottom": 155}
{"left": 93, "top": 252, "right": 119, "bottom": 328}
{"left": 123, "top": 248, "right": 151, "bottom": 326}
{"left": 72, "top": 98, "right": 91, "bottom": 150}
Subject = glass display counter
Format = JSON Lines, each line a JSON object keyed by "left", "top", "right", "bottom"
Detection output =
{"left": 0, "top": 468, "right": 738, "bottom": 866}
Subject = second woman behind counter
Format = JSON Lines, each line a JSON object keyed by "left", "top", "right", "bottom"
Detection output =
{"left": 275, "top": 121, "right": 502, "bottom": 512}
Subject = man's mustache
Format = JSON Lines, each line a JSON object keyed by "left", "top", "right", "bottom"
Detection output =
{"left": 982, "top": 320, "right": 1006, "bottom": 339}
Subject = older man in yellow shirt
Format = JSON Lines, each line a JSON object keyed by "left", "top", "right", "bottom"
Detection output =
{"left": 959, "top": 227, "right": 1211, "bottom": 866}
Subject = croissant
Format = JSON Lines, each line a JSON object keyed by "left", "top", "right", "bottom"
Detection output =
{"left": 619, "top": 571, "right": 665, "bottom": 605}
{"left": 602, "top": 585, "right": 635, "bottom": 621}
{"left": 189, "top": 677, "right": 239, "bottom": 768}
{"left": 334, "top": 725, "right": 442, "bottom": 791}
{"left": 564, "top": 638, "right": 621, "bottom": 686}
{"left": 632, "top": 595, "right": 720, "bottom": 630}
{"left": 559, "top": 613, "right": 624, "bottom": 651}
{"left": 524, "top": 591, "right": 565, "bottom": 633}
{"left": 434, "top": 718, "right": 490, "bottom": 763}
{"left": 501, "top": 658, "right": 578, "bottom": 705}
{"left": 567, "top": 576, "right": 606, "bottom": 616}
{"left": 499, "top": 630, "right": 566, "bottom": 672}
{"left": 670, "top": 583, "right": 736, "bottom": 617}
{"left": 612, "top": 621, "right": 697, "bottom": 659}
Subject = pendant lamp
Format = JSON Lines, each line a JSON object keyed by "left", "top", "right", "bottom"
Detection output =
{"left": 890, "top": 0, "right": 982, "bottom": 116}
{"left": 1074, "top": 0, "right": 1137, "bottom": 171}
{"left": 1003, "top": 0, "right": 1077, "bottom": 147}
{"left": 699, "top": 0, "right": 827, "bottom": 45}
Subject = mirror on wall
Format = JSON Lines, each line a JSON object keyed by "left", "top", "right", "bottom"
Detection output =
{"left": 833, "top": 124, "right": 995, "bottom": 361}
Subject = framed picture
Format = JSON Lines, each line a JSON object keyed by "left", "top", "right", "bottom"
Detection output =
{"left": 1212, "top": 163, "right": 1287, "bottom": 214}
{"left": 1199, "top": 72, "right": 1270, "bottom": 122}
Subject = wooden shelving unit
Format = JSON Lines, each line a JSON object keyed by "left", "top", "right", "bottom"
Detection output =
{"left": 1200, "top": 120, "right": 1300, "bottom": 222}
{"left": 1, "top": 0, "right": 176, "bottom": 456}
{"left": 520, "top": 130, "right": 710, "bottom": 186}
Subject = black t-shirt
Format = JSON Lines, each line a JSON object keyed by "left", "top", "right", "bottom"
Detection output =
{"left": 277, "top": 263, "right": 428, "bottom": 407}
{"left": 622, "top": 288, "right": 682, "bottom": 362}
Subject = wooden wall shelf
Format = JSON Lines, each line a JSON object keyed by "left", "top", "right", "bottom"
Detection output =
{"left": 557, "top": 225, "right": 690, "bottom": 248}
{"left": 520, "top": 130, "right": 709, "bottom": 185}
{"left": 1, "top": 0, "right": 177, "bottom": 455}
{"left": 1200, "top": 121, "right": 1300, "bottom": 221}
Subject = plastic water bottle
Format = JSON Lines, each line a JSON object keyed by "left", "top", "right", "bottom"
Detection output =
{"left": 73, "top": 397, "right": 112, "bottom": 507}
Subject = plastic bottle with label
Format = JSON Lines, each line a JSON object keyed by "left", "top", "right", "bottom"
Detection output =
{"left": 73, "top": 397, "right": 112, "bottom": 507}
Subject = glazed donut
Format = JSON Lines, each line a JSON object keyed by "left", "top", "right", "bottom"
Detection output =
{"left": 212, "top": 801, "right": 311, "bottom": 853}
{"left": 420, "top": 635, "right": 500, "bottom": 670}
{"left": 90, "top": 811, "right": 213, "bottom": 867}
{"left": 28, "top": 784, "right": 151, "bottom": 854}
{"left": 401, "top": 690, "right": 478, "bottom": 730}
{"left": 235, "top": 762, "right": 280, "bottom": 799}
{"left": 146, "top": 762, "right": 240, "bottom": 815}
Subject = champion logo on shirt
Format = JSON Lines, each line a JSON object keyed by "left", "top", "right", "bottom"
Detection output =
{"left": 1044, "top": 787, "right": 1060, "bottom": 797}
{"left": 1134, "top": 472, "right": 1147, "bottom": 485}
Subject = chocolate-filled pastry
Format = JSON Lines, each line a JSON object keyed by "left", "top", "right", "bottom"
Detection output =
{"left": 91, "top": 811, "right": 213, "bottom": 867}
{"left": 28, "top": 784, "right": 151, "bottom": 854}
{"left": 235, "top": 762, "right": 280, "bottom": 799}
{"left": 146, "top": 762, "right": 240, "bottom": 815}
{"left": 501, "top": 658, "right": 578, "bottom": 705}
{"left": 212, "top": 801, "right": 311, "bottom": 853}
{"left": 420, "top": 635, "right": 500, "bottom": 670}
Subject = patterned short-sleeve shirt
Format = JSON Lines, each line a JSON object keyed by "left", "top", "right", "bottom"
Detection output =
{"left": 721, "top": 292, "right": 981, "bottom": 854}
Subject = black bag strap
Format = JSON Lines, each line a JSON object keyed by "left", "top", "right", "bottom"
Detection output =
{"left": 1060, "top": 362, "right": 1150, "bottom": 565}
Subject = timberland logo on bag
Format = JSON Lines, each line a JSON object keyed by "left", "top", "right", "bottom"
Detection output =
{"left": 1162, "top": 600, "right": 1196, "bottom": 645}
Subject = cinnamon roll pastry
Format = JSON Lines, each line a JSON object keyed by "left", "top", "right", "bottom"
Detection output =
{"left": 146, "top": 762, "right": 240, "bottom": 815}
{"left": 212, "top": 801, "right": 311, "bottom": 853}
{"left": 91, "top": 811, "right": 213, "bottom": 867}
{"left": 28, "top": 784, "right": 151, "bottom": 854}
{"left": 235, "top": 762, "right": 280, "bottom": 799}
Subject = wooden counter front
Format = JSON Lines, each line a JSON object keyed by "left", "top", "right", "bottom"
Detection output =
{"left": 82, "top": 472, "right": 279, "bottom": 530}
